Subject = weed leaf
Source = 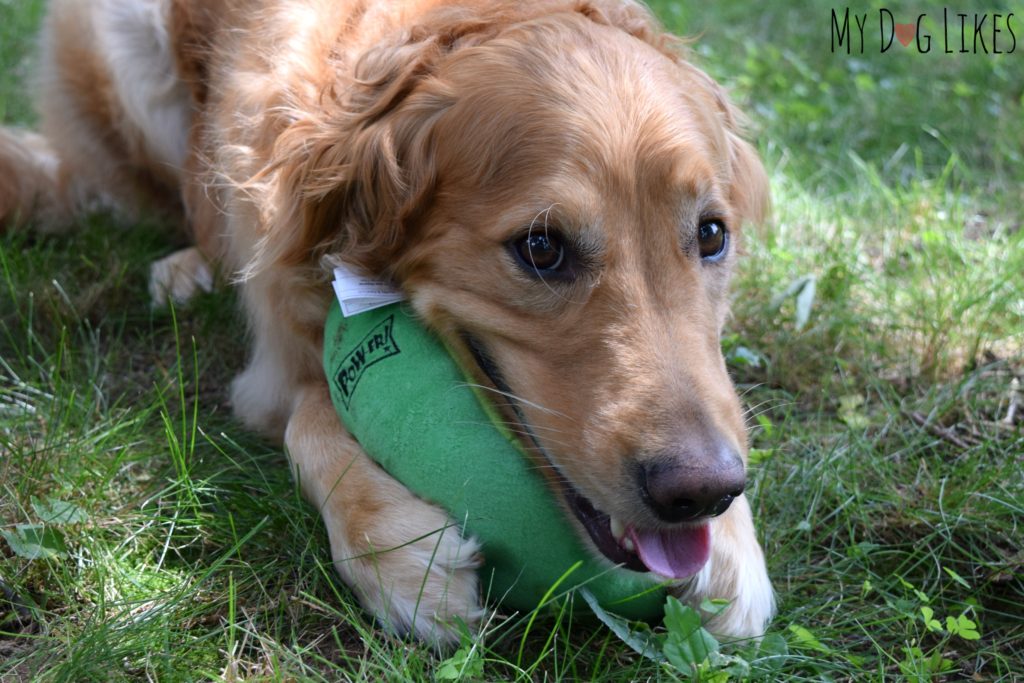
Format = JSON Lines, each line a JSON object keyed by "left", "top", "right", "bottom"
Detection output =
{"left": 1, "top": 524, "right": 67, "bottom": 559}
{"left": 663, "top": 597, "right": 719, "bottom": 672}
{"left": 787, "top": 624, "right": 830, "bottom": 653}
{"left": 942, "top": 566, "right": 971, "bottom": 589}
{"left": 947, "top": 614, "right": 981, "bottom": 640}
{"left": 708, "top": 651, "right": 751, "bottom": 679}
{"left": 770, "top": 274, "right": 812, "bottom": 309}
{"left": 699, "top": 598, "right": 731, "bottom": 617}
{"left": 751, "top": 632, "right": 789, "bottom": 677}
{"left": 435, "top": 644, "right": 484, "bottom": 681}
{"left": 31, "top": 497, "right": 87, "bottom": 525}
{"left": 793, "top": 275, "right": 817, "bottom": 331}
{"left": 726, "top": 344, "right": 767, "bottom": 368}
{"left": 920, "top": 606, "right": 943, "bottom": 632}
{"left": 581, "top": 589, "right": 665, "bottom": 662}
{"left": 838, "top": 394, "right": 869, "bottom": 429}
{"left": 770, "top": 274, "right": 817, "bottom": 330}
{"left": 900, "top": 646, "right": 954, "bottom": 677}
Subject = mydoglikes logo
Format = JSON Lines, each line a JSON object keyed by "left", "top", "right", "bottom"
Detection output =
{"left": 831, "top": 9, "right": 1017, "bottom": 53}
{"left": 334, "top": 315, "right": 400, "bottom": 408}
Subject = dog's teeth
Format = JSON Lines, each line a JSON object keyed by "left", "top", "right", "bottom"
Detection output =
{"left": 610, "top": 517, "right": 625, "bottom": 541}
{"left": 622, "top": 535, "right": 635, "bottom": 553}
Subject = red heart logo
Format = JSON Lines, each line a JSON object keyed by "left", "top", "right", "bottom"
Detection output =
{"left": 895, "top": 23, "right": 915, "bottom": 47}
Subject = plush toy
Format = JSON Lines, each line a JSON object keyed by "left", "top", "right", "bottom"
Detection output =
{"left": 323, "top": 301, "right": 667, "bottom": 619}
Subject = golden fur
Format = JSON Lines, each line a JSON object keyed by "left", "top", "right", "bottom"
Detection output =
{"left": 1, "top": 0, "right": 774, "bottom": 645}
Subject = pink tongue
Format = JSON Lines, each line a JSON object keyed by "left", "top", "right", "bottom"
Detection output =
{"left": 628, "top": 524, "right": 711, "bottom": 579}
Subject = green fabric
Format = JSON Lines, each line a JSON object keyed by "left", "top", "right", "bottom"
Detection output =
{"left": 323, "top": 300, "right": 666, "bottom": 619}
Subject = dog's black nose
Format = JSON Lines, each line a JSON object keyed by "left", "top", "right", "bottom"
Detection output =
{"left": 639, "top": 445, "right": 746, "bottom": 523}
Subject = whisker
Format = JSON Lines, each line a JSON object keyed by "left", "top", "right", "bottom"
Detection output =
{"left": 737, "top": 382, "right": 766, "bottom": 400}
{"left": 486, "top": 420, "right": 568, "bottom": 434}
{"left": 455, "top": 382, "right": 574, "bottom": 421}
{"left": 525, "top": 205, "right": 588, "bottom": 306}
{"left": 741, "top": 399, "right": 777, "bottom": 417}
{"left": 451, "top": 420, "right": 577, "bottom": 452}
{"left": 741, "top": 397, "right": 794, "bottom": 421}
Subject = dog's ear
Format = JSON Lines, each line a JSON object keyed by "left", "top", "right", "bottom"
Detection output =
{"left": 573, "top": 0, "right": 681, "bottom": 59}
{"left": 262, "top": 46, "right": 446, "bottom": 277}
{"left": 677, "top": 62, "right": 771, "bottom": 231}
{"left": 725, "top": 130, "right": 770, "bottom": 229}
{"left": 260, "top": 21, "right": 502, "bottom": 278}
{"left": 578, "top": 1, "right": 770, "bottom": 229}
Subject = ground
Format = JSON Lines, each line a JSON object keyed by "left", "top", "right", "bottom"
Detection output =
{"left": 1, "top": 0, "right": 1022, "bottom": 680}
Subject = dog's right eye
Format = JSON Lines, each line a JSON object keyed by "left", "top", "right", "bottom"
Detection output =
{"left": 512, "top": 232, "right": 568, "bottom": 276}
{"left": 697, "top": 219, "right": 728, "bottom": 261}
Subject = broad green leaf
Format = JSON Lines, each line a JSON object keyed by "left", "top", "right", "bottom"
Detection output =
{"left": 708, "top": 651, "right": 751, "bottom": 679}
{"left": 770, "top": 274, "right": 812, "bottom": 309}
{"left": 921, "top": 606, "right": 942, "bottom": 632}
{"left": 665, "top": 636, "right": 718, "bottom": 675}
{"left": 769, "top": 274, "right": 817, "bottom": 331}
{"left": 839, "top": 394, "right": 869, "bottom": 429}
{"left": 434, "top": 644, "right": 483, "bottom": 681}
{"left": 950, "top": 614, "right": 980, "bottom": 640}
{"left": 1, "top": 524, "right": 67, "bottom": 559}
{"left": 751, "top": 632, "right": 789, "bottom": 677}
{"left": 699, "top": 598, "right": 731, "bottom": 617}
{"left": 847, "top": 541, "right": 881, "bottom": 559}
{"left": 793, "top": 275, "right": 817, "bottom": 331}
{"left": 928, "top": 649, "right": 955, "bottom": 672}
{"left": 901, "top": 646, "right": 954, "bottom": 676}
{"left": 943, "top": 566, "right": 971, "bottom": 589}
{"left": 787, "top": 624, "right": 830, "bottom": 653}
{"left": 31, "top": 497, "right": 87, "bottom": 525}
{"left": 664, "top": 596, "right": 702, "bottom": 635}
{"left": 748, "top": 448, "right": 776, "bottom": 465}
{"left": 663, "top": 597, "right": 719, "bottom": 672}
{"left": 580, "top": 589, "right": 664, "bottom": 662}
{"left": 726, "top": 345, "right": 767, "bottom": 368}
{"left": 699, "top": 669, "right": 730, "bottom": 683}
{"left": 758, "top": 632, "right": 788, "bottom": 658}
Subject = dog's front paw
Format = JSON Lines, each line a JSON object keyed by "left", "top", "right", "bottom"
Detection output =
{"left": 697, "top": 548, "right": 775, "bottom": 640}
{"left": 676, "top": 495, "right": 775, "bottom": 640}
{"left": 326, "top": 496, "right": 483, "bottom": 648}
{"left": 149, "top": 246, "right": 213, "bottom": 306}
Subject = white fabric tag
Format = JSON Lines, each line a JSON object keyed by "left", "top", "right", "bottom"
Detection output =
{"left": 332, "top": 264, "right": 405, "bottom": 317}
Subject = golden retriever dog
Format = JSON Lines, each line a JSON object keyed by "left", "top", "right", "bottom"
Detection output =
{"left": 0, "top": 0, "right": 774, "bottom": 645}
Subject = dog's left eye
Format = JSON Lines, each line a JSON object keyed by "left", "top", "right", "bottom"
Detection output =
{"left": 512, "top": 232, "right": 567, "bottom": 274}
{"left": 697, "top": 219, "right": 728, "bottom": 261}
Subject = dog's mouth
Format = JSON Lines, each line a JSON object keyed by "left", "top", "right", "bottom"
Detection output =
{"left": 559, "top": 472, "right": 711, "bottom": 579}
{"left": 462, "top": 332, "right": 711, "bottom": 580}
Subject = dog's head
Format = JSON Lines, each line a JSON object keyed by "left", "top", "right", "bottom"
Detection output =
{"left": 272, "top": 0, "right": 769, "bottom": 579}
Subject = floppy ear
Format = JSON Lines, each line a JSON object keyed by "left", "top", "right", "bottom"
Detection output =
{"left": 726, "top": 132, "right": 770, "bottom": 228}
{"left": 677, "top": 61, "right": 771, "bottom": 230}
{"left": 573, "top": 0, "right": 683, "bottom": 59}
{"left": 257, "top": 17, "right": 515, "bottom": 279}
{"left": 578, "top": 1, "right": 770, "bottom": 228}
{"left": 257, "top": 42, "right": 447, "bottom": 278}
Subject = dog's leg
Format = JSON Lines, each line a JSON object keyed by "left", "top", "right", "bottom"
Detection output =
{"left": 149, "top": 246, "right": 214, "bottom": 306}
{"left": 285, "top": 382, "right": 482, "bottom": 647}
{"left": 0, "top": 129, "right": 69, "bottom": 231}
{"left": 679, "top": 495, "right": 775, "bottom": 639}
{"left": 2, "top": 0, "right": 190, "bottom": 234}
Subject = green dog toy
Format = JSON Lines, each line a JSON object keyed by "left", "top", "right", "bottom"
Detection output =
{"left": 323, "top": 300, "right": 667, "bottom": 619}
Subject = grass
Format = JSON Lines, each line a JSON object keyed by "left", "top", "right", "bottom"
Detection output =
{"left": 2, "top": 0, "right": 1022, "bottom": 680}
